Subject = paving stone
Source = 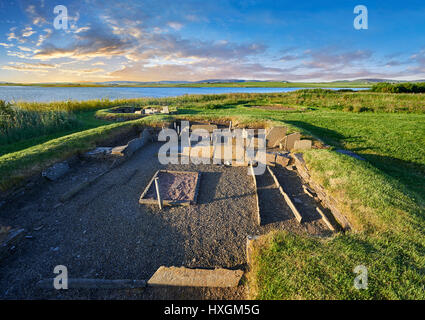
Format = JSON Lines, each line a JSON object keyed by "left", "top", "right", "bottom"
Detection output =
{"left": 42, "top": 161, "right": 70, "bottom": 181}
{"left": 148, "top": 266, "right": 243, "bottom": 288}
{"left": 266, "top": 126, "right": 287, "bottom": 148}
{"left": 294, "top": 139, "right": 312, "bottom": 150}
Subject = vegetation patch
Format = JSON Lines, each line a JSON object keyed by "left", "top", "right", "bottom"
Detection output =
{"left": 0, "top": 100, "right": 79, "bottom": 145}
{"left": 371, "top": 82, "right": 425, "bottom": 93}
{"left": 1, "top": 91, "right": 424, "bottom": 300}
{"left": 248, "top": 149, "right": 425, "bottom": 299}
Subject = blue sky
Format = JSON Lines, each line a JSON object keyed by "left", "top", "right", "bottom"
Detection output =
{"left": 0, "top": 0, "right": 425, "bottom": 82}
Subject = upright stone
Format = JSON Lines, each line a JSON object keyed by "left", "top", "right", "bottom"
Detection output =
{"left": 282, "top": 132, "right": 301, "bottom": 151}
{"left": 294, "top": 139, "right": 312, "bottom": 150}
{"left": 266, "top": 127, "right": 287, "bottom": 148}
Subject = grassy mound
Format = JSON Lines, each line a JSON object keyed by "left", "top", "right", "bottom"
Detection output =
{"left": 248, "top": 150, "right": 425, "bottom": 299}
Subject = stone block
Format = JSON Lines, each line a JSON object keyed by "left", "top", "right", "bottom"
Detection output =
{"left": 266, "top": 126, "right": 287, "bottom": 148}
{"left": 148, "top": 266, "right": 243, "bottom": 288}
{"left": 191, "top": 124, "right": 218, "bottom": 133}
{"left": 83, "top": 147, "right": 113, "bottom": 160}
{"left": 275, "top": 153, "right": 291, "bottom": 167}
{"left": 111, "top": 145, "right": 127, "bottom": 156}
{"left": 266, "top": 152, "right": 276, "bottom": 166}
{"left": 42, "top": 161, "right": 70, "bottom": 181}
{"left": 282, "top": 132, "right": 301, "bottom": 151}
{"left": 294, "top": 139, "right": 312, "bottom": 150}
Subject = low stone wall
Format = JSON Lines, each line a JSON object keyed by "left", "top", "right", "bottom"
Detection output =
{"left": 292, "top": 153, "right": 352, "bottom": 230}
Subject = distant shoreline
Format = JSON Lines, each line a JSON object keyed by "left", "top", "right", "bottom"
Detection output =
{"left": 0, "top": 82, "right": 372, "bottom": 88}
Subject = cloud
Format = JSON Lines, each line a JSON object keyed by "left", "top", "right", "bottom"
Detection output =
{"left": 302, "top": 49, "right": 373, "bottom": 69}
{"left": 25, "top": 3, "right": 47, "bottom": 26}
{"left": 2, "top": 62, "right": 56, "bottom": 72}
{"left": 0, "top": 43, "right": 13, "bottom": 48}
{"left": 36, "top": 29, "right": 53, "bottom": 47}
{"left": 167, "top": 22, "right": 183, "bottom": 30}
{"left": 22, "top": 27, "right": 36, "bottom": 37}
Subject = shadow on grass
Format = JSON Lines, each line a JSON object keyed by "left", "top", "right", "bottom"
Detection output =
{"left": 284, "top": 120, "right": 425, "bottom": 207}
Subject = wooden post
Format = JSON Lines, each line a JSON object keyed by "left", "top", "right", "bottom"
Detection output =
{"left": 154, "top": 177, "right": 163, "bottom": 210}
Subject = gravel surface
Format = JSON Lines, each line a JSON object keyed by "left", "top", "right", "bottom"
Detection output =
{"left": 0, "top": 141, "right": 331, "bottom": 299}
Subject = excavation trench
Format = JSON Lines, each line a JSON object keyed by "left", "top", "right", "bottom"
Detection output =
{"left": 0, "top": 129, "right": 332, "bottom": 299}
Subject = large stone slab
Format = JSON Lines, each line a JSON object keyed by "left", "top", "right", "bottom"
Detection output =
{"left": 294, "top": 139, "right": 312, "bottom": 150}
{"left": 266, "top": 126, "right": 287, "bottom": 148}
{"left": 148, "top": 266, "right": 243, "bottom": 288}
{"left": 191, "top": 124, "right": 218, "bottom": 133}
{"left": 42, "top": 161, "right": 70, "bottom": 181}
{"left": 111, "top": 129, "right": 151, "bottom": 157}
{"left": 282, "top": 132, "right": 301, "bottom": 151}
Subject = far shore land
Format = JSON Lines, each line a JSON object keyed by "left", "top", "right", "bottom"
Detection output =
{"left": 0, "top": 81, "right": 372, "bottom": 88}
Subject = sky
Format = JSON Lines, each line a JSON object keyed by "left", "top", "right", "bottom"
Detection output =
{"left": 0, "top": 0, "right": 425, "bottom": 83}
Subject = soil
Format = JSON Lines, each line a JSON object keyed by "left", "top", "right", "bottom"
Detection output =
{"left": 0, "top": 141, "right": 332, "bottom": 300}
{"left": 144, "top": 171, "right": 199, "bottom": 202}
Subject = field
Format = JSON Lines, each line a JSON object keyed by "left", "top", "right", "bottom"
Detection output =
{"left": 0, "top": 89, "right": 424, "bottom": 299}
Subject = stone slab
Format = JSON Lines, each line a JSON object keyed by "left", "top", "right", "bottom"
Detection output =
{"left": 266, "top": 152, "right": 276, "bottom": 166}
{"left": 111, "top": 145, "right": 127, "bottom": 156}
{"left": 148, "top": 266, "right": 243, "bottom": 288}
{"left": 83, "top": 147, "right": 113, "bottom": 160}
{"left": 275, "top": 153, "right": 291, "bottom": 167}
{"left": 161, "top": 106, "right": 169, "bottom": 114}
{"left": 282, "top": 132, "right": 301, "bottom": 151}
{"left": 294, "top": 139, "right": 312, "bottom": 150}
{"left": 266, "top": 126, "right": 287, "bottom": 148}
{"left": 191, "top": 124, "right": 218, "bottom": 133}
{"left": 42, "top": 161, "right": 70, "bottom": 181}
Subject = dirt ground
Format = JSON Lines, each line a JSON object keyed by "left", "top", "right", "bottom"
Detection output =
{"left": 0, "top": 141, "right": 330, "bottom": 300}
{"left": 144, "top": 171, "right": 199, "bottom": 202}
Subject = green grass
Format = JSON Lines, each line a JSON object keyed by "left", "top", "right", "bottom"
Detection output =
{"left": 250, "top": 149, "right": 425, "bottom": 299}
{"left": 1, "top": 90, "right": 424, "bottom": 299}
{"left": 0, "top": 110, "right": 110, "bottom": 156}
